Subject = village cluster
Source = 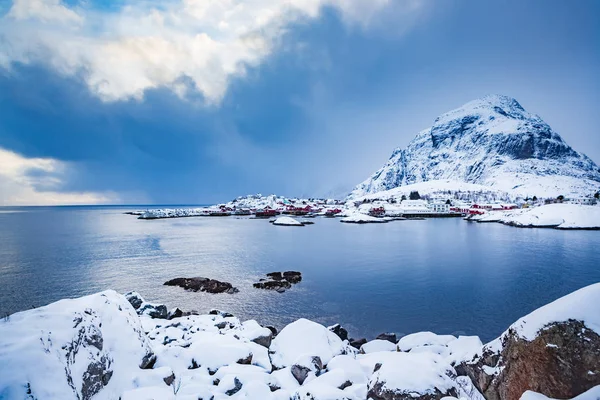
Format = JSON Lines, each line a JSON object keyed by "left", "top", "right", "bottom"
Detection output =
{"left": 131, "top": 191, "right": 600, "bottom": 228}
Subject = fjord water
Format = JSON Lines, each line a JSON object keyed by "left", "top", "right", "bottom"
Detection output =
{"left": 1, "top": 207, "right": 599, "bottom": 342}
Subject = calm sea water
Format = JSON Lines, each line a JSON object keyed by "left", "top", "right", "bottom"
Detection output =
{"left": 0, "top": 206, "right": 599, "bottom": 342}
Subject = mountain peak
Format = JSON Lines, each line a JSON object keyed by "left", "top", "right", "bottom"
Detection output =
{"left": 467, "top": 94, "right": 524, "bottom": 110}
{"left": 350, "top": 97, "right": 600, "bottom": 199}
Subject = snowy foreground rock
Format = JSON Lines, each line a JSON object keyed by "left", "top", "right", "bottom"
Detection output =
{"left": 1, "top": 285, "right": 599, "bottom": 400}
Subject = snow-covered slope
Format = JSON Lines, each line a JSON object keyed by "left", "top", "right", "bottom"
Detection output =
{"left": 471, "top": 203, "right": 600, "bottom": 229}
{"left": 350, "top": 95, "right": 600, "bottom": 199}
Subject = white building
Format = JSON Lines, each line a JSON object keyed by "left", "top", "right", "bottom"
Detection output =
{"left": 400, "top": 200, "right": 430, "bottom": 213}
{"left": 428, "top": 202, "right": 451, "bottom": 213}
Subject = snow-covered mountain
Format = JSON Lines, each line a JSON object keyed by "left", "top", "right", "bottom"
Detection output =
{"left": 350, "top": 95, "right": 600, "bottom": 199}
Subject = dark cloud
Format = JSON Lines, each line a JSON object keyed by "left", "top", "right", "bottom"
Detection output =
{"left": 1, "top": 1, "right": 599, "bottom": 204}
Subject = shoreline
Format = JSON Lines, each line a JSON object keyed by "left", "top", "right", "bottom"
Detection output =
{"left": 1, "top": 285, "right": 599, "bottom": 400}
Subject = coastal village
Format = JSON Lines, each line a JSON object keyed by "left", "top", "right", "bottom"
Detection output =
{"left": 130, "top": 188, "right": 600, "bottom": 230}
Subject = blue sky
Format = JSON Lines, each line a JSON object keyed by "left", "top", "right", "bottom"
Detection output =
{"left": 0, "top": 0, "right": 599, "bottom": 205}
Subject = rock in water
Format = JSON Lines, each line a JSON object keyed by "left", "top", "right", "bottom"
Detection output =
{"left": 253, "top": 271, "right": 302, "bottom": 292}
{"left": 350, "top": 95, "right": 600, "bottom": 199}
{"left": 164, "top": 277, "right": 239, "bottom": 294}
{"left": 457, "top": 283, "right": 600, "bottom": 400}
{"left": 283, "top": 271, "right": 302, "bottom": 284}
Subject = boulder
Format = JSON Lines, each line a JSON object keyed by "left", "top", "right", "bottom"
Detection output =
{"left": 138, "top": 303, "right": 168, "bottom": 319}
{"left": 366, "top": 352, "right": 459, "bottom": 400}
{"left": 291, "top": 356, "right": 323, "bottom": 385}
{"left": 456, "top": 283, "right": 600, "bottom": 400}
{"left": 0, "top": 291, "right": 155, "bottom": 400}
{"left": 124, "top": 291, "right": 144, "bottom": 310}
{"left": 164, "top": 277, "right": 239, "bottom": 294}
{"left": 457, "top": 320, "right": 600, "bottom": 400}
{"left": 350, "top": 338, "right": 367, "bottom": 349}
{"left": 269, "top": 319, "right": 349, "bottom": 369}
{"left": 361, "top": 339, "right": 397, "bottom": 354}
{"left": 328, "top": 323, "right": 349, "bottom": 341}
{"left": 376, "top": 332, "right": 398, "bottom": 344}
{"left": 167, "top": 307, "right": 183, "bottom": 320}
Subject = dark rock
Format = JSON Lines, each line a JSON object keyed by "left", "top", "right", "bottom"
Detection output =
{"left": 350, "top": 338, "right": 367, "bottom": 349}
{"left": 456, "top": 320, "right": 600, "bottom": 400}
{"left": 138, "top": 303, "right": 168, "bottom": 319}
{"left": 253, "top": 272, "right": 302, "bottom": 292}
{"left": 139, "top": 353, "right": 157, "bottom": 369}
{"left": 373, "top": 363, "right": 382, "bottom": 373}
{"left": 338, "top": 380, "right": 353, "bottom": 390}
{"left": 167, "top": 308, "right": 183, "bottom": 320}
{"left": 376, "top": 332, "right": 397, "bottom": 344}
{"left": 124, "top": 292, "right": 144, "bottom": 310}
{"left": 266, "top": 326, "right": 278, "bottom": 336}
{"left": 164, "top": 277, "right": 239, "bottom": 294}
{"left": 215, "top": 321, "right": 228, "bottom": 329}
{"left": 236, "top": 354, "right": 253, "bottom": 365}
{"left": 80, "top": 355, "right": 113, "bottom": 400}
{"left": 209, "top": 309, "right": 234, "bottom": 318}
{"left": 269, "top": 384, "right": 281, "bottom": 392}
{"left": 291, "top": 356, "right": 323, "bottom": 385}
{"left": 252, "top": 332, "right": 273, "bottom": 348}
{"left": 283, "top": 271, "right": 302, "bottom": 284}
{"left": 329, "top": 324, "right": 348, "bottom": 341}
{"left": 163, "top": 372, "right": 176, "bottom": 386}
{"left": 253, "top": 281, "right": 292, "bottom": 291}
{"left": 291, "top": 364, "right": 312, "bottom": 385}
{"left": 367, "top": 381, "right": 458, "bottom": 400}
{"left": 225, "top": 378, "right": 243, "bottom": 396}
{"left": 266, "top": 272, "right": 284, "bottom": 281}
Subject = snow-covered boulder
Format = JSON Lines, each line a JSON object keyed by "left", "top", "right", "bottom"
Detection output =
{"left": 270, "top": 319, "right": 349, "bottom": 369}
{"left": 520, "top": 386, "right": 600, "bottom": 400}
{"left": 457, "top": 282, "right": 600, "bottom": 400}
{"left": 0, "top": 290, "right": 157, "bottom": 400}
{"left": 290, "top": 355, "right": 323, "bottom": 385}
{"left": 360, "top": 339, "right": 397, "bottom": 354}
{"left": 397, "top": 332, "right": 457, "bottom": 352}
{"left": 366, "top": 352, "right": 459, "bottom": 400}
{"left": 240, "top": 319, "right": 274, "bottom": 348}
{"left": 293, "top": 368, "right": 360, "bottom": 399}
{"left": 272, "top": 216, "right": 304, "bottom": 226}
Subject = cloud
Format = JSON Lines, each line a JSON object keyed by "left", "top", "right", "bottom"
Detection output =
{"left": 0, "top": 0, "right": 421, "bottom": 103}
{"left": 0, "top": 147, "right": 119, "bottom": 205}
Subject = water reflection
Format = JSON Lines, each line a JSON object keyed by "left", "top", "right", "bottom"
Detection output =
{"left": 0, "top": 206, "right": 599, "bottom": 342}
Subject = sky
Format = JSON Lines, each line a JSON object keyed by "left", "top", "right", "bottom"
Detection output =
{"left": 0, "top": 0, "right": 599, "bottom": 205}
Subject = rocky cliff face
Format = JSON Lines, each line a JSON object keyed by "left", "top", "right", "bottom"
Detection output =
{"left": 456, "top": 283, "right": 600, "bottom": 400}
{"left": 350, "top": 95, "right": 600, "bottom": 198}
